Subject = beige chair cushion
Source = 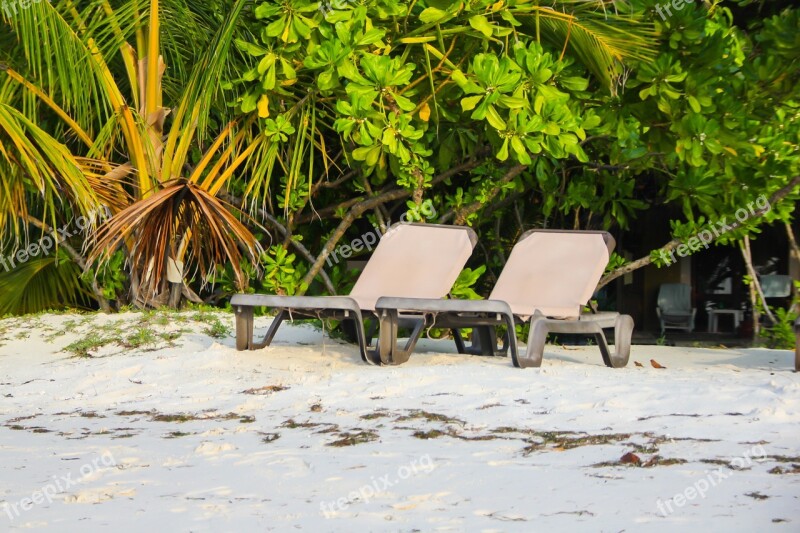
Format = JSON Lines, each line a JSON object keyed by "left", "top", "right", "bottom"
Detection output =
{"left": 489, "top": 231, "right": 610, "bottom": 319}
{"left": 349, "top": 224, "right": 476, "bottom": 311}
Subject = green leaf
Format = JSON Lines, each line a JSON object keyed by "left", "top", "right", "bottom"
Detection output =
{"left": 485, "top": 105, "right": 506, "bottom": 130}
{"left": 559, "top": 76, "right": 588, "bottom": 91}
{"left": 497, "top": 138, "right": 510, "bottom": 161}
{"left": 235, "top": 39, "right": 268, "bottom": 57}
{"left": 419, "top": 7, "right": 447, "bottom": 23}
{"left": 498, "top": 96, "right": 527, "bottom": 109}
{"left": 241, "top": 92, "right": 259, "bottom": 113}
{"left": 357, "top": 29, "right": 386, "bottom": 46}
{"left": 461, "top": 95, "right": 483, "bottom": 112}
{"left": 511, "top": 136, "right": 531, "bottom": 164}
{"left": 469, "top": 15, "right": 493, "bottom": 38}
{"left": 392, "top": 92, "right": 416, "bottom": 112}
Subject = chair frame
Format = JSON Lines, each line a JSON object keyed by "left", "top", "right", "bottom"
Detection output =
{"left": 233, "top": 295, "right": 380, "bottom": 363}
{"left": 372, "top": 229, "right": 634, "bottom": 368}
{"left": 231, "top": 223, "right": 477, "bottom": 366}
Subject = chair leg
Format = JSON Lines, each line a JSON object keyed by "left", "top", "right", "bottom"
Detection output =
{"left": 610, "top": 314, "right": 634, "bottom": 368}
{"left": 452, "top": 329, "right": 467, "bottom": 354}
{"left": 393, "top": 318, "right": 426, "bottom": 365}
{"left": 364, "top": 319, "right": 378, "bottom": 347}
{"left": 454, "top": 326, "right": 502, "bottom": 356}
{"left": 594, "top": 315, "right": 633, "bottom": 368}
{"left": 472, "top": 326, "right": 498, "bottom": 356}
{"left": 371, "top": 312, "right": 427, "bottom": 366}
{"left": 350, "top": 316, "right": 374, "bottom": 365}
{"left": 253, "top": 309, "right": 286, "bottom": 349}
{"left": 595, "top": 331, "right": 612, "bottom": 367}
{"left": 519, "top": 316, "right": 549, "bottom": 368}
{"left": 374, "top": 309, "right": 399, "bottom": 365}
{"left": 235, "top": 305, "right": 254, "bottom": 350}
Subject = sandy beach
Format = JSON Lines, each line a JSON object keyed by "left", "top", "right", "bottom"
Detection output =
{"left": 1, "top": 310, "right": 798, "bottom": 531}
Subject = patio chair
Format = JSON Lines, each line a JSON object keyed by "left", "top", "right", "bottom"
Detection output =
{"left": 230, "top": 223, "right": 477, "bottom": 365}
{"left": 760, "top": 275, "right": 792, "bottom": 299}
{"left": 656, "top": 283, "right": 696, "bottom": 334}
{"left": 372, "top": 229, "right": 634, "bottom": 368}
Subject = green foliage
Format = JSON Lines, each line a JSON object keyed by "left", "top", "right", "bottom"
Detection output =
{"left": 449, "top": 265, "right": 487, "bottom": 300}
{"left": 759, "top": 281, "right": 800, "bottom": 350}
{"left": 261, "top": 246, "right": 306, "bottom": 296}
{"left": 89, "top": 251, "right": 128, "bottom": 301}
{"left": 59, "top": 308, "right": 231, "bottom": 356}
{"left": 204, "top": 318, "right": 232, "bottom": 339}
{"left": 229, "top": 0, "right": 656, "bottom": 225}
{"left": 604, "top": 253, "right": 628, "bottom": 276}
{"left": 65, "top": 333, "right": 107, "bottom": 358}
{"left": 760, "top": 307, "right": 798, "bottom": 350}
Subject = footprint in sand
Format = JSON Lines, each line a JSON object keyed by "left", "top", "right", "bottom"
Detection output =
{"left": 194, "top": 442, "right": 237, "bottom": 455}
{"left": 116, "top": 365, "right": 144, "bottom": 379}
{"left": 64, "top": 486, "right": 136, "bottom": 504}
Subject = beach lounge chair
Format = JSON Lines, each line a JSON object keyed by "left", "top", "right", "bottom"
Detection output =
{"left": 231, "top": 223, "right": 477, "bottom": 365}
{"left": 656, "top": 283, "right": 696, "bottom": 334}
{"left": 372, "top": 229, "right": 634, "bottom": 368}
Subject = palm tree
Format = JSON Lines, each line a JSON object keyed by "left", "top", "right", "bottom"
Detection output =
{"left": 0, "top": 0, "right": 264, "bottom": 311}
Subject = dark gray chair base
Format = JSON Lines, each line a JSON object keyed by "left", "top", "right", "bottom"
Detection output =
{"left": 231, "top": 294, "right": 381, "bottom": 365}
{"left": 374, "top": 297, "right": 633, "bottom": 368}
{"left": 520, "top": 311, "right": 633, "bottom": 368}
{"left": 374, "top": 299, "right": 517, "bottom": 365}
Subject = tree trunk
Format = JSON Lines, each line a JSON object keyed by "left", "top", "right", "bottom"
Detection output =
{"left": 168, "top": 282, "right": 182, "bottom": 309}
{"left": 740, "top": 239, "right": 760, "bottom": 339}
{"left": 740, "top": 236, "right": 777, "bottom": 341}
{"left": 787, "top": 222, "right": 800, "bottom": 314}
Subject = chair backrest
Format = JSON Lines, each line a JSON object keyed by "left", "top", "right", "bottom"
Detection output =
{"left": 761, "top": 275, "right": 792, "bottom": 298}
{"left": 657, "top": 283, "right": 692, "bottom": 313}
{"left": 488, "top": 229, "right": 614, "bottom": 318}
{"left": 348, "top": 223, "right": 477, "bottom": 311}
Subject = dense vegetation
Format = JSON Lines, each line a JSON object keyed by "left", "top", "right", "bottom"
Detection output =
{"left": 0, "top": 1, "right": 797, "bottom": 341}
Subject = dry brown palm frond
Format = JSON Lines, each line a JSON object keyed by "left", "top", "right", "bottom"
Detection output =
{"left": 88, "top": 179, "right": 261, "bottom": 301}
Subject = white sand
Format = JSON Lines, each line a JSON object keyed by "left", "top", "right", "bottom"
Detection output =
{"left": 0, "top": 312, "right": 798, "bottom": 531}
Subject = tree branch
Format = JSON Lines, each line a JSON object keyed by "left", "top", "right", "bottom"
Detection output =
{"left": 296, "top": 154, "right": 491, "bottom": 292}
{"left": 299, "top": 189, "right": 410, "bottom": 293}
{"left": 439, "top": 164, "right": 527, "bottom": 225}
{"left": 223, "top": 194, "right": 337, "bottom": 295}
{"left": 597, "top": 175, "right": 800, "bottom": 290}
{"left": 294, "top": 155, "right": 487, "bottom": 225}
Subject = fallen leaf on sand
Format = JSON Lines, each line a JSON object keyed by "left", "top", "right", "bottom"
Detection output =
{"left": 242, "top": 385, "right": 288, "bottom": 395}
{"left": 620, "top": 452, "right": 641, "bottom": 465}
{"left": 650, "top": 359, "right": 666, "bottom": 369}
{"left": 634, "top": 361, "right": 643, "bottom": 367}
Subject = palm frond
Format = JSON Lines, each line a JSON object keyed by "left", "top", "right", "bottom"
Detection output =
{"left": 0, "top": 104, "right": 102, "bottom": 234}
{"left": 161, "top": 0, "right": 248, "bottom": 179}
{"left": 88, "top": 180, "right": 260, "bottom": 300}
{"left": 2, "top": 0, "right": 113, "bottom": 134}
{"left": 514, "top": 3, "right": 656, "bottom": 89}
{"left": 0, "top": 249, "right": 91, "bottom": 315}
